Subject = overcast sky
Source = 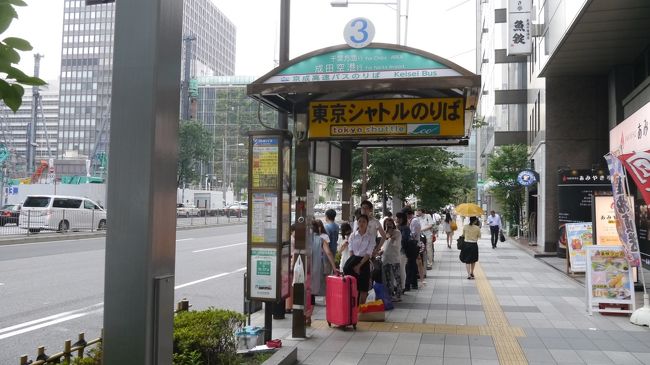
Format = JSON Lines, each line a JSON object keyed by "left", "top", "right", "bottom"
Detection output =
{"left": 8, "top": 0, "right": 476, "bottom": 82}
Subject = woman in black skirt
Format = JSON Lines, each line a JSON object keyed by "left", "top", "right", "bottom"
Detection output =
{"left": 460, "top": 216, "right": 482, "bottom": 279}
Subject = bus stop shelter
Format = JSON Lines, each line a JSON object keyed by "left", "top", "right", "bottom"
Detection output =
{"left": 247, "top": 42, "right": 480, "bottom": 337}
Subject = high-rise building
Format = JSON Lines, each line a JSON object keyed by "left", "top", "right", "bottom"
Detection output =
{"left": 193, "top": 76, "right": 278, "bottom": 197}
{"left": 58, "top": 0, "right": 236, "bottom": 163}
{"left": 0, "top": 81, "right": 59, "bottom": 176}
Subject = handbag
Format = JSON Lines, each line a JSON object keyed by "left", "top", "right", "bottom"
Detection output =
{"left": 499, "top": 230, "right": 506, "bottom": 242}
{"left": 450, "top": 221, "right": 458, "bottom": 231}
{"left": 456, "top": 235, "right": 465, "bottom": 250}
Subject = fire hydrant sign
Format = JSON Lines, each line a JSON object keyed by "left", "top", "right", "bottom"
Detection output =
{"left": 585, "top": 245, "right": 635, "bottom": 315}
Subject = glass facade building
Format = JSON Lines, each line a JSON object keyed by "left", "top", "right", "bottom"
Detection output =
{"left": 58, "top": 0, "right": 236, "bottom": 160}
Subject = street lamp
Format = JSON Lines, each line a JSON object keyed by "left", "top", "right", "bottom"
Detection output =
{"left": 330, "top": 0, "right": 402, "bottom": 45}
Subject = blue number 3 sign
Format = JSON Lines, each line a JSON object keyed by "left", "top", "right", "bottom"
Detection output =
{"left": 344, "top": 17, "right": 375, "bottom": 49}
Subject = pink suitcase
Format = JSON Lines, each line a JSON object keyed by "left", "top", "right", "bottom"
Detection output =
{"left": 326, "top": 274, "right": 358, "bottom": 330}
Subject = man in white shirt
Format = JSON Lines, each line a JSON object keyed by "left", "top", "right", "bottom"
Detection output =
{"left": 416, "top": 208, "right": 434, "bottom": 270}
{"left": 354, "top": 200, "right": 387, "bottom": 252}
{"left": 487, "top": 210, "right": 502, "bottom": 249}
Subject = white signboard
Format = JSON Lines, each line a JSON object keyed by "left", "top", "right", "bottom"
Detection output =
{"left": 585, "top": 245, "right": 635, "bottom": 315}
{"left": 507, "top": 0, "right": 532, "bottom": 55}
{"left": 609, "top": 100, "right": 650, "bottom": 155}
{"left": 250, "top": 248, "right": 277, "bottom": 299}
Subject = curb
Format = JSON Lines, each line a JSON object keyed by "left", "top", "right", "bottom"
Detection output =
{"left": 262, "top": 346, "right": 297, "bottom": 365}
{"left": 0, "top": 222, "right": 246, "bottom": 246}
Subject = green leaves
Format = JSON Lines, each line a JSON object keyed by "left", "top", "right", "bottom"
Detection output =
{"left": 352, "top": 147, "right": 471, "bottom": 210}
{"left": 3, "top": 37, "right": 32, "bottom": 51}
{"left": 487, "top": 144, "right": 528, "bottom": 226}
{"left": 0, "top": 4, "right": 18, "bottom": 34}
{"left": 177, "top": 120, "right": 216, "bottom": 186}
{"left": 0, "top": 2, "right": 47, "bottom": 112}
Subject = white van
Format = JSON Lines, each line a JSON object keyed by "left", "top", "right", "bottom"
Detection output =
{"left": 19, "top": 195, "right": 107, "bottom": 233}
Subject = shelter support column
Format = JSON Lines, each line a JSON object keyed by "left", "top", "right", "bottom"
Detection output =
{"left": 341, "top": 146, "right": 352, "bottom": 222}
{"left": 292, "top": 115, "right": 309, "bottom": 338}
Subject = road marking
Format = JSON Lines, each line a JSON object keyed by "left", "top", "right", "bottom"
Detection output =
{"left": 176, "top": 238, "right": 194, "bottom": 242}
{"left": 0, "top": 267, "right": 248, "bottom": 339}
{"left": 175, "top": 267, "right": 246, "bottom": 289}
{"left": 0, "top": 303, "right": 103, "bottom": 339}
{"left": 192, "top": 242, "right": 245, "bottom": 253}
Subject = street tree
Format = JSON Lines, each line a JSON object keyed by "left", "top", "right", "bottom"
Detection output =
{"left": 352, "top": 147, "right": 471, "bottom": 211}
{"left": 177, "top": 120, "right": 214, "bottom": 187}
{"left": 486, "top": 144, "right": 528, "bottom": 232}
{"left": 0, "top": 0, "right": 46, "bottom": 111}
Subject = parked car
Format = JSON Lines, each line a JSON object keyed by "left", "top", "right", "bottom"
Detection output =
{"left": 0, "top": 203, "right": 21, "bottom": 226}
{"left": 225, "top": 202, "right": 248, "bottom": 217}
{"left": 19, "top": 195, "right": 107, "bottom": 233}
{"left": 176, "top": 203, "right": 200, "bottom": 217}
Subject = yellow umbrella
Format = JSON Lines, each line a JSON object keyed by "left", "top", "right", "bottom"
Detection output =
{"left": 455, "top": 203, "right": 483, "bottom": 217}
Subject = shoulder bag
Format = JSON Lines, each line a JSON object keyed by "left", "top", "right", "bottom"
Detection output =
{"left": 456, "top": 235, "right": 465, "bottom": 250}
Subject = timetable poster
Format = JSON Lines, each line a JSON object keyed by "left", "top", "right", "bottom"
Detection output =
{"left": 252, "top": 137, "right": 279, "bottom": 189}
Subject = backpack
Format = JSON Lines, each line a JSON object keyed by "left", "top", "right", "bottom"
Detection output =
{"left": 406, "top": 239, "right": 420, "bottom": 259}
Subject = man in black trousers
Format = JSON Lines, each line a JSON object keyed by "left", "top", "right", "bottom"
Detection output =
{"left": 487, "top": 210, "right": 502, "bottom": 249}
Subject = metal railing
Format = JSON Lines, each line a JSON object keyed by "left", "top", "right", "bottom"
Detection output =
{"left": 175, "top": 208, "right": 247, "bottom": 227}
{"left": 18, "top": 300, "right": 192, "bottom": 364}
{"left": 0, "top": 208, "right": 246, "bottom": 238}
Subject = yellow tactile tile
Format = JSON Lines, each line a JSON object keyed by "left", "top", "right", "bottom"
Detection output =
{"left": 311, "top": 262, "right": 530, "bottom": 364}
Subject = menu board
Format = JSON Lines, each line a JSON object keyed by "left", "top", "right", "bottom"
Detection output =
{"left": 251, "top": 192, "right": 277, "bottom": 243}
{"left": 250, "top": 248, "right": 277, "bottom": 299}
{"left": 565, "top": 222, "right": 594, "bottom": 272}
{"left": 585, "top": 245, "right": 635, "bottom": 314}
{"left": 252, "top": 137, "right": 279, "bottom": 189}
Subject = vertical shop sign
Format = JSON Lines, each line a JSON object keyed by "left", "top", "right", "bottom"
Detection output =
{"left": 507, "top": 0, "right": 532, "bottom": 55}
{"left": 604, "top": 153, "right": 642, "bottom": 267}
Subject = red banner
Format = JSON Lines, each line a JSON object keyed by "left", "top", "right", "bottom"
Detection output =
{"left": 620, "top": 151, "right": 650, "bottom": 206}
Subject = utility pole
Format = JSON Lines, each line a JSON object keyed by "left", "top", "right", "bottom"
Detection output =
{"left": 27, "top": 54, "right": 43, "bottom": 174}
{"left": 181, "top": 35, "right": 196, "bottom": 121}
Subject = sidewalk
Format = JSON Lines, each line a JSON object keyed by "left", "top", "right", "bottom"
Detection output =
{"left": 253, "top": 231, "right": 650, "bottom": 365}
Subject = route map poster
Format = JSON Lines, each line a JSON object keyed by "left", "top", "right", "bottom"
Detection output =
{"left": 252, "top": 137, "right": 278, "bottom": 189}
{"left": 250, "top": 248, "right": 277, "bottom": 299}
{"left": 251, "top": 193, "right": 277, "bottom": 243}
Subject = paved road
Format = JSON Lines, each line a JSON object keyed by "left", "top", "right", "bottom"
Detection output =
{"left": 0, "top": 224, "right": 247, "bottom": 364}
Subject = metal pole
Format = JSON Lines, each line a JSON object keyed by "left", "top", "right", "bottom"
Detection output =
{"left": 181, "top": 36, "right": 195, "bottom": 120}
{"left": 273, "top": 0, "right": 291, "bottom": 321}
{"left": 361, "top": 147, "right": 368, "bottom": 200}
{"left": 103, "top": 0, "right": 183, "bottom": 363}
{"left": 395, "top": 0, "right": 401, "bottom": 45}
{"left": 28, "top": 54, "right": 42, "bottom": 175}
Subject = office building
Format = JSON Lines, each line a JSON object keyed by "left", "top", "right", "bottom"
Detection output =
{"left": 476, "top": 0, "right": 650, "bottom": 264}
{"left": 0, "top": 81, "right": 59, "bottom": 176}
{"left": 194, "top": 76, "right": 278, "bottom": 197}
{"left": 58, "top": 0, "right": 236, "bottom": 163}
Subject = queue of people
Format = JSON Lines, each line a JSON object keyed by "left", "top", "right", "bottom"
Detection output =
{"left": 287, "top": 200, "right": 498, "bottom": 325}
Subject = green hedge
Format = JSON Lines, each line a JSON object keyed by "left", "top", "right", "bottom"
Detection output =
{"left": 173, "top": 308, "right": 246, "bottom": 365}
